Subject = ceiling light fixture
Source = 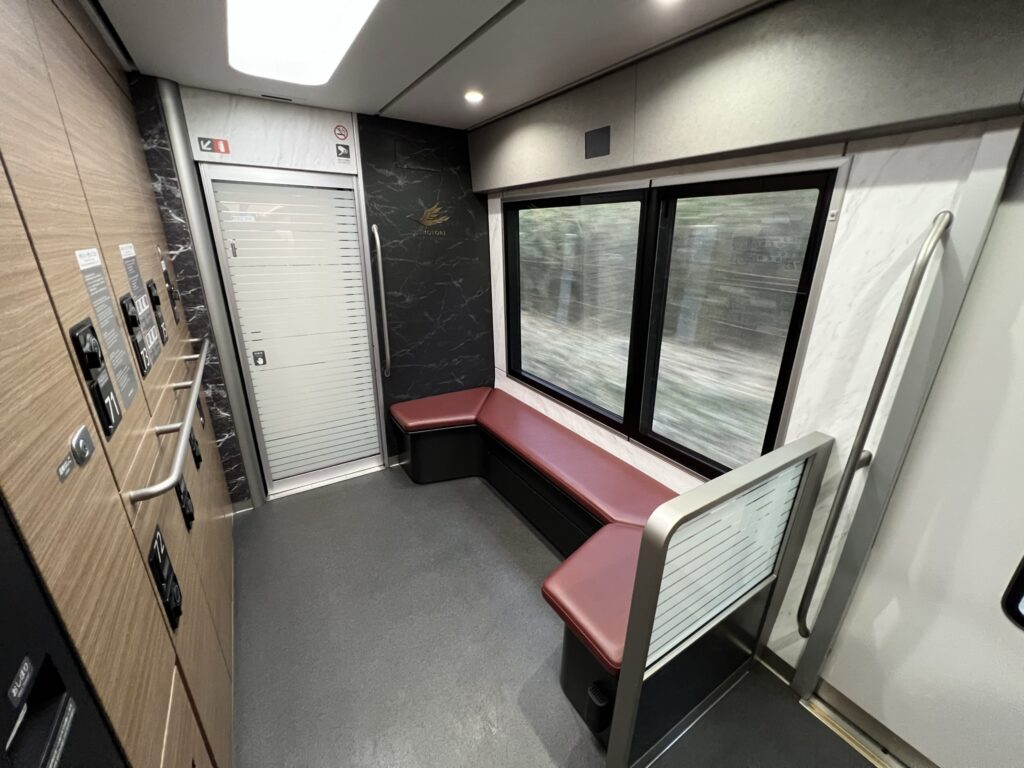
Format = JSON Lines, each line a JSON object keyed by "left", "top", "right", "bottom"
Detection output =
{"left": 464, "top": 90, "right": 484, "bottom": 104}
{"left": 227, "top": 0, "right": 380, "bottom": 86}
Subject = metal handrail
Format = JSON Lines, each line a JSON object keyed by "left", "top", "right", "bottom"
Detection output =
{"left": 125, "top": 338, "right": 209, "bottom": 503}
{"left": 796, "top": 210, "right": 953, "bottom": 639}
{"left": 371, "top": 224, "right": 392, "bottom": 377}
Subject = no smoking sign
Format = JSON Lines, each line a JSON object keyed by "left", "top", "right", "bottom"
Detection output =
{"left": 333, "top": 124, "right": 348, "bottom": 141}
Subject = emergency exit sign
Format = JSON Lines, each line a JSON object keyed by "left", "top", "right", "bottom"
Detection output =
{"left": 197, "top": 137, "right": 231, "bottom": 154}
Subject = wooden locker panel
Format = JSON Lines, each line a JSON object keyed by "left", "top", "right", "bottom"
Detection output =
{"left": 29, "top": 0, "right": 184, "bottom": 402}
{"left": 0, "top": 165, "right": 174, "bottom": 768}
{"left": 49, "top": 0, "right": 130, "bottom": 97}
{"left": 162, "top": 668, "right": 217, "bottom": 768}
{"left": 188, "top": 391, "right": 235, "bottom": 673}
{"left": 0, "top": 0, "right": 152, "bottom": 488}
{"left": 127, "top": 394, "right": 233, "bottom": 768}
{"left": 159, "top": 669, "right": 194, "bottom": 768}
{"left": 136, "top": 379, "right": 234, "bottom": 672}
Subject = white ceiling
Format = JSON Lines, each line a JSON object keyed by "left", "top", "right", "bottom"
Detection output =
{"left": 99, "top": 0, "right": 762, "bottom": 129}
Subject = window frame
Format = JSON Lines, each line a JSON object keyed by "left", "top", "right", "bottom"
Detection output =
{"left": 503, "top": 169, "right": 836, "bottom": 479}
{"left": 503, "top": 189, "right": 651, "bottom": 429}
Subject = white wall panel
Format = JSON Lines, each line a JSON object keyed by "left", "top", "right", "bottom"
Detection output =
{"left": 820, "top": 138, "right": 1024, "bottom": 768}
{"left": 770, "top": 124, "right": 989, "bottom": 665}
{"left": 182, "top": 87, "right": 358, "bottom": 174}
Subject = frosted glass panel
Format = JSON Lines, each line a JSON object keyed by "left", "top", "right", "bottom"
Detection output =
{"left": 647, "top": 459, "right": 806, "bottom": 667}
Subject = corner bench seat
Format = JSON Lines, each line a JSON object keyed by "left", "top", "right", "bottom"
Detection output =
{"left": 390, "top": 386, "right": 492, "bottom": 431}
{"left": 391, "top": 386, "right": 675, "bottom": 528}
{"left": 541, "top": 523, "right": 643, "bottom": 676}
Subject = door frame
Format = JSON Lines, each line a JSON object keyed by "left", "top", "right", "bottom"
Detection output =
{"left": 198, "top": 163, "right": 389, "bottom": 499}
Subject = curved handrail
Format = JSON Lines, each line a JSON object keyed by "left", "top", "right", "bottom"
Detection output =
{"left": 126, "top": 339, "right": 209, "bottom": 503}
{"left": 796, "top": 211, "right": 953, "bottom": 639}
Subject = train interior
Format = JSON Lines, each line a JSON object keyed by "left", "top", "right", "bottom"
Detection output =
{"left": 1, "top": 0, "right": 1022, "bottom": 766}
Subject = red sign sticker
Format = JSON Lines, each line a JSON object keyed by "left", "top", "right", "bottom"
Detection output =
{"left": 198, "top": 137, "right": 231, "bottom": 154}
{"left": 333, "top": 124, "right": 349, "bottom": 141}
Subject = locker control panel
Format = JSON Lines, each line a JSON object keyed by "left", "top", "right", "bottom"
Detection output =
{"left": 146, "top": 279, "right": 169, "bottom": 345}
{"left": 189, "top": 429, "right": 202, "bottom": 470}
{"left": 148, "top": 529, "right": 182, "bottom": 630}
{"left": 1002, "top": 556, "right": 1024, "bottom": 631}
{"left": 68, "top": 319, "right": 122, "bottom": 439}
{"left": 175, "top": 478, "right": 195, "bottom": 531}
{"left": 118, "top": 294, "right": 151, "bottom": 378}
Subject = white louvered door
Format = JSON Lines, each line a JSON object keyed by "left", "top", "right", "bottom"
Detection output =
{"left": 209, "top": 174, "right": 383, "bottom": 494}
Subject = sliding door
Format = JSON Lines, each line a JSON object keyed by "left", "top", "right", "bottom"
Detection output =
{"left": 202, "top": 166, "right": 385, "bottom": 496}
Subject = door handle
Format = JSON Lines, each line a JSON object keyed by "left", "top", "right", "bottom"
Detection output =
{"left": 371, "top": 224, "right": 391, "bottom": 378}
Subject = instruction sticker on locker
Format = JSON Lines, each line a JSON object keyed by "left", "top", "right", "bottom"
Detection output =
{"left": 76, "top": 248, "right": 138, "bottom": 408}
{"left": 120, "top": 243, "right": 163, "bottom": 366}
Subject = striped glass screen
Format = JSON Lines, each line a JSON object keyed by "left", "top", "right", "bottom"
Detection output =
{"left": 646, "top": 459, "right": 807, "bottom": 667}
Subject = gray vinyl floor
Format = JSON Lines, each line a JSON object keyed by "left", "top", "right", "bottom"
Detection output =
{"left": 234, "top": 468, "right": 871, "bottom": 768}
{"left": 234, "top": 468, "right": 605, "bottom": 768}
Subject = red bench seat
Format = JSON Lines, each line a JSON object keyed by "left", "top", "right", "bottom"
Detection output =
{"left": 390, "top": 387, "right": 492, "bottom": 431}
{"left": 541, "top": 523, "right": 643, "bottom": 676}
{"left": 477, "top": 390, "right": 675, "bottom": 528}
{"left": 390, "top": 386, "right": 675, "bottom": 529}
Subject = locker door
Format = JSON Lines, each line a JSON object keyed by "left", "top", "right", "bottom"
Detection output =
{"left": 0, "top": 0, "right": 153, "bottom": 487}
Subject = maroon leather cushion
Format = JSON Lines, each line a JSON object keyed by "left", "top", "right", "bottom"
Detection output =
{"left": 390, "top": 387, "right": 493, "bottom": 431}
{"left": 542, "top": 523, "right": 643, "bottom": 675}
{"left": 477, "top": 389, "right": 676, "bottom": 527}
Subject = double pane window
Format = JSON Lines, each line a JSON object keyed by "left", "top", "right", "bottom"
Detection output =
{"left": 505, "top": 171, "right": 833, "bottom": 477}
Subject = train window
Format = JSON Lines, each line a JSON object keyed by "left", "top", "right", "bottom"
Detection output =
{"left": 504, "top": 193, "right": 645, "bottom": 418}
{"left": 642, "top": 175, "right": 833, "bottom": 471}
{"left": 504, "top": 170, "right": 834, "bottom": 478}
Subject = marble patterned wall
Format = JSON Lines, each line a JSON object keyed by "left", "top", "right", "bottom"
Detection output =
{"left": 358, "top": 115, "right": 493, "bottom": 454}
{"left": 770, "top": 123, "right": 988, "bottom": 665}
{"left": 130, "top": 75, "right": 250, "bottom": 504}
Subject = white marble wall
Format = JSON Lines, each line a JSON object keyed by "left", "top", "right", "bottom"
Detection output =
{"left": 181, "top": 87, "right": 358, "bottom": 175}
{"left": 770, "top": 124, "right": 986, "bottom": 664}
{"left": 488, "top": 123, "right": 997, "bottom": 665}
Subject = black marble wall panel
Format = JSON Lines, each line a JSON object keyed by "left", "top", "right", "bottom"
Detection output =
{"left": 358, "top": 115, "right": 493, "bottom": 455}
{"left": 130, "top": 75, "right": 250, "bottom": 504}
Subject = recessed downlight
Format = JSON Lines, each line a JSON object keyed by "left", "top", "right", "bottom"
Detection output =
{"left": 228, "top": 0, "right": 380, "bottom": 86}
{"left": 464, "top": 90, "right": 484, "bottom": 104}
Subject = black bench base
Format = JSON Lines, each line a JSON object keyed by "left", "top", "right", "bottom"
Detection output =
{"left": 394, "top": 420, "right": 602, "bottom": 557}
{"left": 560, "top": 626, "right": 617, "bottom": 745}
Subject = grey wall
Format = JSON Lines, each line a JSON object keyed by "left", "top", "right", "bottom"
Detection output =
{"left": 469, "top": 0, "right": 1024, "bottom": 191}
{"left": 358, "top": 115, "right": 493, "bottom": 454}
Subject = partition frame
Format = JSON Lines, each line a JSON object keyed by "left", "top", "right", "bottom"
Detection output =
{"left": 606, "top": 431, "right": 834, "bottom": 767}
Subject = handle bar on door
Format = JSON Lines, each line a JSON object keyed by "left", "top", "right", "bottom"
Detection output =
{"left": 371, "top": 224, "right": 391, "bottom": 378}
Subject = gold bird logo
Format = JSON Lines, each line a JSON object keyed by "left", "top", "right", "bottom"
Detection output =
{"left": 416, "top": 203, "right": 451, "bottom": 228}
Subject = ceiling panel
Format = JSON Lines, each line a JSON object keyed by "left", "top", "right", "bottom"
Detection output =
{"left": 98, "top": 0, "right": 512, "bottom": 114}
{"left": 383, "top": 0, "right": 760, "bottom": 129}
